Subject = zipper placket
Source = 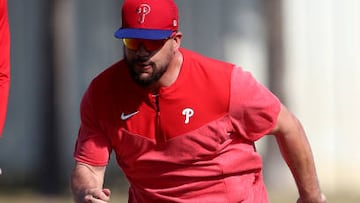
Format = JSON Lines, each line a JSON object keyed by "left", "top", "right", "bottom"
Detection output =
{"left": 153, "top": 93, "right": 164, "bottom": 143}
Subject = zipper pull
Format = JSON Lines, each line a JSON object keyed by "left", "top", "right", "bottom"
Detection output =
{"left": 152, "top": 93, "right": 160, "bottom": 112}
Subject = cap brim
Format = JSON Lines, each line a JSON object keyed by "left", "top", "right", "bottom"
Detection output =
{"left": 114, "top": 28, "right": 173, "bottom": 40}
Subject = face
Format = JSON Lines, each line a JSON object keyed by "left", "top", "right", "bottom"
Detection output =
{"left": 123, "top": 36, "right": 177, "bottom": 87}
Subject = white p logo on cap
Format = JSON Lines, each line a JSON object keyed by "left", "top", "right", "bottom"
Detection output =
{"left": 137, "top": 4, "right": 151, "bottom": 24}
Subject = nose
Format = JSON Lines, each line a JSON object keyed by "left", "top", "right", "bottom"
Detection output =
{"left": 135, "top": 44, "right": 151, "bottom": 57}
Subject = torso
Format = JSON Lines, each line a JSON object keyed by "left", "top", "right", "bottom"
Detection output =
{"left": 76, "top": 48, "right": 280, "bottom": 202}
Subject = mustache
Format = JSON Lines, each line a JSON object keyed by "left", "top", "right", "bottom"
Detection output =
{"left": 125, "top": 56, "right": 155, "bottom": 70}
{"left": 133, "top": 58, "right": 153, "bottom": 65}
{"left": 132, "top": 57, "right": 155, "bottom": 67}
{"left": 134, "top": 56, "right": 150, "bottom": 63}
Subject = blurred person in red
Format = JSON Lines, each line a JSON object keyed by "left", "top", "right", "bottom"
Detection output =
{"left": 71, "top": 0, "right": 327, "bottom": 202}
{"left": 0, "top": 0, "right": 10, "bottom": 137}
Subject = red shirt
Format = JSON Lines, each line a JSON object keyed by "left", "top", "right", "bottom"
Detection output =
{"left": 0, "top": 0, "right": 10, "bottom": 137}
{"left": 74, "top": 48, "right": 280, "bottom": 202}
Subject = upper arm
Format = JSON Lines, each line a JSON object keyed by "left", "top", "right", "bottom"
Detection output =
{"left": 74, "top": 87, "right": 112, "bottom": 165}
{"left": 229, "top": 67, "right": 281, "bottom": 141}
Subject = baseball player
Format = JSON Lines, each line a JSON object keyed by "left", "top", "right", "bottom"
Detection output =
{"left": 71, "top": 0, "right": 327, "bottom": 202}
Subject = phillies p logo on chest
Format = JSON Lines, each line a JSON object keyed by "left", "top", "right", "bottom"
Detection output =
{"left": 182, "top": 108, "right": 194, "bottom": 124}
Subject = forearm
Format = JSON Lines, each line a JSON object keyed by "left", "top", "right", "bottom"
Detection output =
{"left": 71, "top": 162, "right": 106, "bottom": 203}
{"left": 271, "top": 105, "right": 326, "bottom": 202}
{"left": 275, "top": 122, "right": 322, "bottom": 199}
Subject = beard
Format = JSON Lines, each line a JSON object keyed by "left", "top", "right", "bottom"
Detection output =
{"left": 127, "top": 60, "right": 167, "bottom": 87}
{"left": 124, "top": 46, "right": 174, "bottom": 87}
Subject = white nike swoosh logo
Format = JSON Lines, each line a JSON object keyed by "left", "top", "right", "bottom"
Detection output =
{"left": 121, "top": 111, "right": 139, "bottom": 120}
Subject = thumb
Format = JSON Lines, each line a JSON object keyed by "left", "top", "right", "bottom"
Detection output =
{"left": 102, "top": 188, "right": 111, "bottom": 197}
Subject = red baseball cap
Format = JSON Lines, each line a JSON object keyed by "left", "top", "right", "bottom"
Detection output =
{"left": 114, "top": 0, "right": 179, "bottom": 40}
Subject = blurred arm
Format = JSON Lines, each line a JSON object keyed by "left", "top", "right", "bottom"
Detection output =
{"left": 270, "top": 104, "right": 326, "bottom": 203}
{"left": 71, "top": 162, "right": 111, "bottom": 203}
{"left": 0, "top": 0, "right": 10, "bottom": 137}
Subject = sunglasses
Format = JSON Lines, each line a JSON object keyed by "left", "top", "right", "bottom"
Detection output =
{"left": 123, "top": 32, "right": 177, "bottom": 51}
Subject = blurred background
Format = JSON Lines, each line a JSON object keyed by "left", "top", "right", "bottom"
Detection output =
{"left": 1, "top": 0, "right": 359, "bottom": 202}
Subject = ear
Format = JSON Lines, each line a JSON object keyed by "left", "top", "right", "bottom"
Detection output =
{"left": 173, "top": 32, "right": 183, "bottom": 49}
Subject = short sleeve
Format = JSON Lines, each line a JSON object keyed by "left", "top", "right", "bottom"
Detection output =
{"left": 73, "top": 86, "right": 111, "bottom": 166}
{"left": 229, "top": 67, "right": 281, "bottom": 141}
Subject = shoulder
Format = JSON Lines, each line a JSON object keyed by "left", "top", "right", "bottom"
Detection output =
{"left": 82, "top": 60, "right": 129, "bottom": 107}
{"left": 80, "top": 59, "right": 134, "bottom": 120}
{"left": 180, "top": 48, "right": 235, "bottom": 81}
{"left": 86, "top": 59, "right": 133, "bottom": 98}
{"left": 91, "top": 60, "right": 126, "bottom": 87}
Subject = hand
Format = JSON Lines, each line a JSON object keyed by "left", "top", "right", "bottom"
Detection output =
{"left": 83, "top": 188, "right": 111, "bottom": 203}
{"left": 297, "top": 193, "right": 327, "bottom": 203}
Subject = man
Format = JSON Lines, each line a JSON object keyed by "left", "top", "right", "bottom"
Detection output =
{"left": 0, "top": 0, "right": 10, "bottom": 137}
{"left": 71, "top": 0, "right": 327, "bottom": 202}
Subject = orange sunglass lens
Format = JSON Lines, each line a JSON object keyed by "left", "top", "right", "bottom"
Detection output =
{"left": 122, "top": 38, "right": 138, "bottom": 50}
{"left": 123, "top": 39, "right": 166, "bottom": 51}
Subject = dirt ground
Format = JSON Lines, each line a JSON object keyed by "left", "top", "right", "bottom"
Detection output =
{"left": 0, "top": 191, "right": 359, "bottom": 203}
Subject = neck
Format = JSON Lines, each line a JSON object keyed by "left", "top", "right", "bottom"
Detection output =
{"left": 150, "top": 50, "right": 183, "bottom": 92}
